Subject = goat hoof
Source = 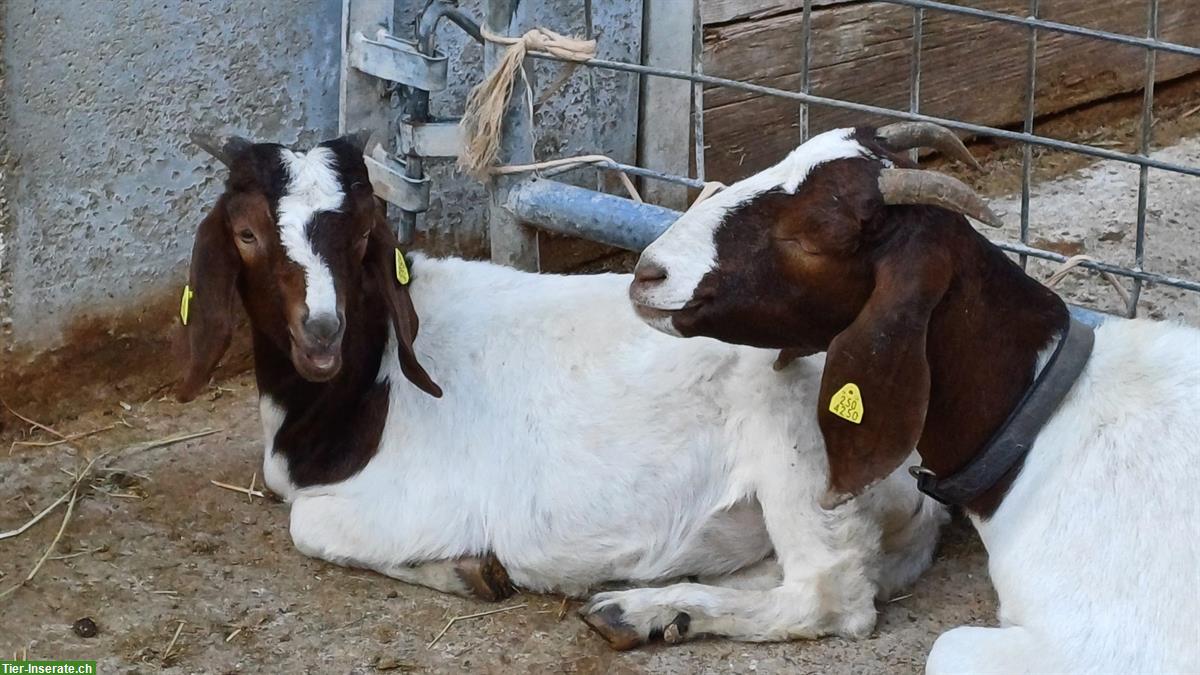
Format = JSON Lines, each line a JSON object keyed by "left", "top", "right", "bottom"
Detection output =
{"left": 662, "top": 612, "right": 691, "bottom": 644}
{"left": 454, "top": 553, "right": 515, "bottom": 602}
{"left": 580, "top": 604, "right": 644, "bottom": 651}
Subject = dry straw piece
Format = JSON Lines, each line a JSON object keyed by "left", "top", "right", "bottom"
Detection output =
{"left": 458, "top": 26, "right": 596, "bottom": 180}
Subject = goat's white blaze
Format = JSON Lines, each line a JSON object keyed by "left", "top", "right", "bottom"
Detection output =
{"left": 278, "top": 146, "right": 344, "bottom": 320}
{"left": 634, "top": 128, "right": 871, "bottom": 314}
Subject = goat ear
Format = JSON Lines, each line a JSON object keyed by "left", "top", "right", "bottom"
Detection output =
{"left": 817, "top": 242, "right": 950, "bottom": 508}
{"left": 366, "top": 214, "right": 443, "bottom": 398}
{"left": 177, "top": 197, "right": 240, "bottom": 403}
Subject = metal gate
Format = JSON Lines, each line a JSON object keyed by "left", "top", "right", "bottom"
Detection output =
{"left": 341, "top": 0, "right": 1200, "bottom": 319}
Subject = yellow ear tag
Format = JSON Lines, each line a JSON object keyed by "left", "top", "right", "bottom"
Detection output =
{"left": 179, "top": 285, "right": 195, "bottom": 326}
{"left": 829, "top": 383, "right": 864, "bottom": 424}
{"left": 394, "top": 248, "right": 410, "bottom": 285}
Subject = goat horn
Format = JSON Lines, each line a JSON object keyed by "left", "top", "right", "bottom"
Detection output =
{"left": 189, "top": 131, "right": 253, "bottom": 167}
{"left": 876, "top": 122, "right": 982, "bottom": 171}
{"left": 878, "top": 168, "right": 1004, "bottom": 228}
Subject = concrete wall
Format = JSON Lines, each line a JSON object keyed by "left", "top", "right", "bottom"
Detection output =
{"left": 0, "top": 0, "right": 343, "bottom": 357}
{"left": 0, "top": 0, "right": 642, "bottom": 368}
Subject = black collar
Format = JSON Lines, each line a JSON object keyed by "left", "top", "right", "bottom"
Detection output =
{"left": 911, "top": 316, "right": 1096, "bottom": 507}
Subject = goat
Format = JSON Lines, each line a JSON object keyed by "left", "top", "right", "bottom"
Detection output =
{"left": 631, "top": 122, "right": 1200, "bottom": 671}
{"left": 178, "top": 131, "right": 947, "bottom": 649}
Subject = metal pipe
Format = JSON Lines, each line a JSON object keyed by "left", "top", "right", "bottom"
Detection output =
{"left": 525, "top": 51, "right": 1200, "bottom": 179}
{"left": 508, "top": 178, "right": 679, "bottom": 251}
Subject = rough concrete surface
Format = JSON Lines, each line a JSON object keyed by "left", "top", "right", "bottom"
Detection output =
{"left": 0, "top": 0, "right": 341, "bottom": 352}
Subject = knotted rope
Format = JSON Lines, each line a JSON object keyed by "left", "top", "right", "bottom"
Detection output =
{"left": 459, "top": 27, "right": 596, "bottom": 180}
{"left": 458, "top": 26, "right": 724, "bottom": 211}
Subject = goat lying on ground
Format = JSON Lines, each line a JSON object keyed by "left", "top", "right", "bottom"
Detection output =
{"left": 178, "top": 130, "right": 947, "bottom": 649}
{"left": 631, "top": 123, "right": 1200, "bottom": 671}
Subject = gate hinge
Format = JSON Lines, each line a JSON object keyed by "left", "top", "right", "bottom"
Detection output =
{"left": 349, "top": 27, "right": 448, "bottom": 92}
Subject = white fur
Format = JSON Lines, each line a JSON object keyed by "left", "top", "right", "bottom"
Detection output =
{"left": 265, "top": 255, "right": 946, "bottom": 643}
{"left": 277, "top": 147, "right": 343, "bottom": 320}
{"left": 259, "top": 396, "right": 293, "bottom": 497}
{"left": 926, "top": 318, "right": 1200, "bottom": 673}
{"left": 634, "top": 129, "right": 871, "bottom": 312}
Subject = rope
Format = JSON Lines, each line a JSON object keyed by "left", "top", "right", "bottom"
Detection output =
{"left": 459, "top": 25, "right": 725, "bottom": 216}
{"left": 459, "top": 27, "right": 597, "bottom": 180}
{"left": 1045, "top": 254, "right": 1132, "bottom": 307}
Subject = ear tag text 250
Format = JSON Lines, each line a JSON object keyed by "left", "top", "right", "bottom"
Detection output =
{"left": 394, "top": 248, "right": 410, "bottom": 285}
{"left": 179, "top": 285, "right": 195, "bottom": 326}
{"left": 829, "top": 383, "right": 864, "bottom": 424}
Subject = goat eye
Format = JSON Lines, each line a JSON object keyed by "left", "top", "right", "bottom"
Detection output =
{"left": 238, "top": 229, "right": 256, "bottom": 244}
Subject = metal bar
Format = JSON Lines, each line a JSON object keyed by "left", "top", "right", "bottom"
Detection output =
{"left": 526, "top": 51, "right": 1200, "bottom": 178}
{"left": 540, "top": 158, "right": 709, "bottom": 189}
{"left": 638, "top": 0, "right": 696, "bottom": 209}
{"left": 1019, "top": 0, "right": 1039, "bottom": 269}
{"left": 908, "top": 6, "right": 923, "bottom": 164}
{"left": 507, "top": 177, "right": 1200, "bottom": 293}
{"left": 486, "top": 0, "right": 540, "bottom": 270}
{"left": 872, "top": 0, "right": 1200, "bottom": 59}
{"left": 691, "top": 0, "right": 706, "bottom": 182}
{"left": 1127, "top": 0, "right": 1160, "bottom": 317}
{"left": 799, "top": 0, "right": 812, "bottom": 142}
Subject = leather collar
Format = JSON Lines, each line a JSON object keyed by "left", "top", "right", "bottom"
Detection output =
{"left": 911, "top": 316, "right": 1095, "bottom": 507}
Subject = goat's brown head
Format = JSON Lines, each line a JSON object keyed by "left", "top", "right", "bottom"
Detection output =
{"left": 177, "top": 132, "right": 441, "bottom": 402}
{"left": 631, "top": 123, "right": 1005, "bottom": 507}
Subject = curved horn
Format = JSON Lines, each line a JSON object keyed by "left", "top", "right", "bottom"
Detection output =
{"left": 189, "top": 131, "right": 253, "bottom": 167}
{"left": 878, "top": 168, "right": 1003, "bottom": 228}
{"left": 876, "top": 122, "right": 982, "bottom": 171}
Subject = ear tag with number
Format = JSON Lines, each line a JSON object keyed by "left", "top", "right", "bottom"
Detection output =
{"left": 394, "top": 248, "right": 410, "bottom": 285}
{"left": 829, "top": 383, "right": 864, "bottom": 424}
{"left": 179, "top": 285, "right": 195, "bottom": 326}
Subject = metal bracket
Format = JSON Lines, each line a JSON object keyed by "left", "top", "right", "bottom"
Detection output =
{"left": 398, "top": 121, "right": 462, "bottom": 158}
{"left": 349, "top": 28, "right": 449, "bottom": 91}
{"left": 365, "top": 147, "right": 431, "bottom": 213}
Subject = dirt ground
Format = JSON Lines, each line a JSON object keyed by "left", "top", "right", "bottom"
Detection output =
{"left": 0, "top": 378, "right": 995, "bottom": 674}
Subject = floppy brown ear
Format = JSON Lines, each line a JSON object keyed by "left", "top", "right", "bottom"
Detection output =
{"left": 817, "top": 242, "right": 951, "bottom": 507}
{"left": 177, "top": 196, "right": 240, "bottom": 402}
{"left": 366, "top": 212, "right": 443, "bottom": 398}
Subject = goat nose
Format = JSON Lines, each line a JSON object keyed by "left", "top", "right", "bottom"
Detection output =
{"left": 633, "top": 261, "right": 668, "bottom": 284}
{"left": 304, "top": 313, "right": 342, "bottom": 346}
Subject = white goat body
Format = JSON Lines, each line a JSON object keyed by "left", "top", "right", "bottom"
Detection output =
{"left": 264, "top": 255, "right": 945, "bottom": 644}
{"left": 929, "top": 318, "right": 1200, "bottom": 673}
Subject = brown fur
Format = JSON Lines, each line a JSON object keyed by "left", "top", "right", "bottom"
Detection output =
{"left": 178, "top": 134, "right": 441, "bottom": 487}
{"left": 661, "top": 127, "right": 1066, "bottom": 517}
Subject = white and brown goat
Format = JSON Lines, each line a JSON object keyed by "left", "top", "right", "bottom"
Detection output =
{"left": 178, "top": 131, "right": 948, "bottom": 649}
{"left": 632, "top": 124, "right": 1200, "bottom": 671}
